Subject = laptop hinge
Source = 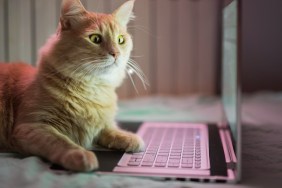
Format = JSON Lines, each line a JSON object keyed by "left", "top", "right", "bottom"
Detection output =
{"left": 218, "top": 125, "right": 237, "bottom": 170}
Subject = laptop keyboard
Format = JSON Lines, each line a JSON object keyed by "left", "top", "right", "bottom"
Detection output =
{"left": 126, "top": 125, "right": 203, "bottom": 169}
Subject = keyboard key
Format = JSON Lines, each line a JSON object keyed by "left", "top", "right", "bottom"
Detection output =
{"left": 128, "top": 161, "right": 140, "bottom": 166}
{"left": 170, "top": 153, "right": 181, "bottom": 156}
{"left": 195, "top": 161, "right": 201, "bottom": 165}
{"left": 182, "top": 163, "right": 193, "bottom": 168}
{"left": 195, "top": 164, "right": 201, "bottom": 168}
{"left": 141, "top": 162, "right": 153, "bottom": 167}
{"left": 183, "top": 151, "right": 194, "bottom": 155}
{"left": 147, "top": 148, "right": 158, "bottom": 152}
{"left": 195, "top": 161, "right": 201, "bottom": 168}
{"left": 183, "top": 145, "right": 194, "bottom": 150}
{"left": 169, "top": 155, "right": 181, "bottom": 159}
{"left": 129, "top": 158, "right": 142, "bottom": 162}
{"left": 143, "top": 154, "right": 156, "bottom": 162}
{"left": 146, "top": 151, "right": 157, "bottom": 154}
{"left": 171, "top": 149, "right": 182, "bottom": 153}
{"left": 164, "top": 143, "right": 172, "bottom": 147}
{"left": 184, "top": 147, "right": 194, "bottom": 151}
{"left": 168, "top": 163, "right": 179, "bottom": 168}
{"left": 182, "top": 158, "right": 193, "bottom": 164}
{"left": 158, "top": 153, "right": 169, "bottom": 156}
{"left": 155, "top": 163, "right": 166, "bottom": 167}
{"left": 171, "top": 146, "right": 182, "bottom": 150}
{"left": 156, "top": 156, "right": 168, "bottom": 163}
{"left": 159, "top": 149, "right": 170, "bottom": 153}
{"left": 131, "top": 154, "right": 143, "bottom": 159}
{"left": 183, "top": 146, "right": 194, "bottom": 150}
{"left": 195, "top": 158, "right": 201, "bottom": 161}
{"left": 183, "top": 154, "right": 193, "bottom": 158}
{"left": 169, "top": 159, "right": 180, "bottom": 164}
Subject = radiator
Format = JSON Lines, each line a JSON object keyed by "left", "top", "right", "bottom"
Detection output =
{"left": 0, "top": 0, "right": 220, "bottom": 98}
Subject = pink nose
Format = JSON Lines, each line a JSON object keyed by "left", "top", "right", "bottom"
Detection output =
{"left": 109, "top": 51, "right": 119, "bottom": 59}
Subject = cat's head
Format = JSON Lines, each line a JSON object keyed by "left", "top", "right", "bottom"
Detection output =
{"left": 40, "top": 0, "right": 135, "bottom": 87}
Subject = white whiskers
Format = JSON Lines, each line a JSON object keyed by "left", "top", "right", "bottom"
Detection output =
{"left": 41, "top": 56, "right": 108, "bottom": 83}
{"left": 41, "top": 55, "right": 149, "bottom": 93}
{"left": 126, "top": 58, "right": 149, "bottom": 93}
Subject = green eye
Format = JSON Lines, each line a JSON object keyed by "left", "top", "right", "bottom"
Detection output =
{"left": 118, "top": 35, "right": 125, "bottom": 45}
{"left": 89, "top": 34, "right": 102, "bottom": 44}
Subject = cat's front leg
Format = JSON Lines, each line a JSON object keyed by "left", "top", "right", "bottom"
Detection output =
{"left": 98, "top": 127, "right": 145, "bottom": 153}
{"left": 12, "top": 124, "right": 98, "bottom": 172}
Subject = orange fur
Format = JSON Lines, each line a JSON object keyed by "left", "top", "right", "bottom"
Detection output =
{"left": 0, "top": 0, "right": 144, "bottom": 172}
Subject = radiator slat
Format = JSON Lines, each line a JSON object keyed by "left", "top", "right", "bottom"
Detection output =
{"left": 156, "top": 0, "right": 173, "bottom": 95}
{"left": 34, "top": 0, "right": 57, "bottom": 65}
{"left": 131, "top": 0, "right": 151, "bottom": 96}
{"left": 7, "top": 0, "right": 32, "bottom": 64}
{"left": 197, "top": 0, "right": 220, "bottom": 95}
{"left": 86, "top": 0, "right": 106, "bottom": 13}
{"left": 0, "top": 0, "right": 6, "bottom": 62}
{"left": 177, "top": 0, "right": 198, "bottom": 95}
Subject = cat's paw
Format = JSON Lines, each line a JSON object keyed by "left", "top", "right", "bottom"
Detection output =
{"left": 61, "top": 149, "right": 98, "bottom": 172}
{"left": 100, "top": 129, "right": 145, "bottom": 153}
{"left": 124, "top": 134, "right": 145, "bottom": 153}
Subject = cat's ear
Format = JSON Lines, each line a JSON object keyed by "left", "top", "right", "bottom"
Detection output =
{"left": 60, "top": 0, "right": 87, "bottom": 30}
{"left": 113, "top": 0, "right": 135, "bottom": 27}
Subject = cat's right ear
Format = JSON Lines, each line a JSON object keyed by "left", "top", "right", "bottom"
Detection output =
{"left": 60, "top": 0, "right": 87, "bottom": 30}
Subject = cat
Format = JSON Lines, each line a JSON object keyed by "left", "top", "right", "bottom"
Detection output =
{"left": 0, "top": 0, "right": 145, "bottom": 172}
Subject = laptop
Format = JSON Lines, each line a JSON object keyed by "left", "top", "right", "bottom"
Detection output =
{"left": 52, "top": 0, "right": 241, "bottom": 183}
{"left": 93, "top": 0, "right": 241, "bottom": 183}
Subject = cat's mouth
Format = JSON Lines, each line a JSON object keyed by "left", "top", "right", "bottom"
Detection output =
{"left": 103, "top": 62, "right": 115, "bottom": 69}
{"left": 88, "top": 57, "right": 119, "bottom": 74}
{"left": 97, "top": 61, "right": 116, "bottom": 72}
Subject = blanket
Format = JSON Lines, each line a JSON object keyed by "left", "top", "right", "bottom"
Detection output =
{"left": 1, "top": 92, "right": 282, "bottom": 188}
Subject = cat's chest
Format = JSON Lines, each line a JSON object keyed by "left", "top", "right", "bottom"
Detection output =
{"left": 63, "top": 88, "right": 117, "bottom": 147}
{"left": 66, "top": 90, "right": 117, "bottom": 125}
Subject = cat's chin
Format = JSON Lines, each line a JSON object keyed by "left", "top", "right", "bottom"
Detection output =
{"left": 95, "top": 58, "right": 126, "bottom": 74}
{"left": 102, "top": 62, "right": 116, "bottom": 70}
{"left": 95, "top": 67, "right": 126, "bottom": 87}
{"left": 93, "top": 63, "right": 117, "bottom": 76}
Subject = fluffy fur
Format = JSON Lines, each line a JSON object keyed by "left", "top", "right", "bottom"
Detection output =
{"left": 0, "top": 0, "right": 144, "bottom": 172}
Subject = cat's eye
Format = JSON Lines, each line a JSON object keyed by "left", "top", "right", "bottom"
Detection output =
{"left": 89, "top": 34, "right": 102, "bottom": 44}
{"left": 118, "top": 35, "right": 125, "bottom": 45}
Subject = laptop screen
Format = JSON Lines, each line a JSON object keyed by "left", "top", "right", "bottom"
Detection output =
{"left": 222, "top": 0, "right": 241, "bottom": 180}
{"left": 222, "top": 0, "right": 240, "bottom": 143}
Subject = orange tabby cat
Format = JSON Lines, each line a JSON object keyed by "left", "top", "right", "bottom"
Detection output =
{"left": 0, "top": 0, "right": 144, "bottom": 172}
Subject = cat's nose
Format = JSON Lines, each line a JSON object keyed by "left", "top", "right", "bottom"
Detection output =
{"left": 109, "top": 51, "right": 119, "bottom": 59}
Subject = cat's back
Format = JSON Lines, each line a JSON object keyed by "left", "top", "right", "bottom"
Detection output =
{"left": 0, "top": 63, "right": 36, "bottom": 150}
{"left": 0, "top": 62, "right": 36, "bottom": 79}
{"left": 0, "top": 63, "right": 36, "bottom": 94}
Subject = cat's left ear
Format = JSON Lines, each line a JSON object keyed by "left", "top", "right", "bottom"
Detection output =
{"left": 113, "top": 0, "right": 135, "bottom": 27}
{"left": 60, "top": 0, "right": 87, "bottom": 30}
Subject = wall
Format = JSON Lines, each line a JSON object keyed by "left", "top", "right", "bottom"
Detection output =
{"left": 241, "top": 0, "right": 282, "bottom": 92}
{"left": 0, "top": 0, "right": 220, "bottom": 98}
